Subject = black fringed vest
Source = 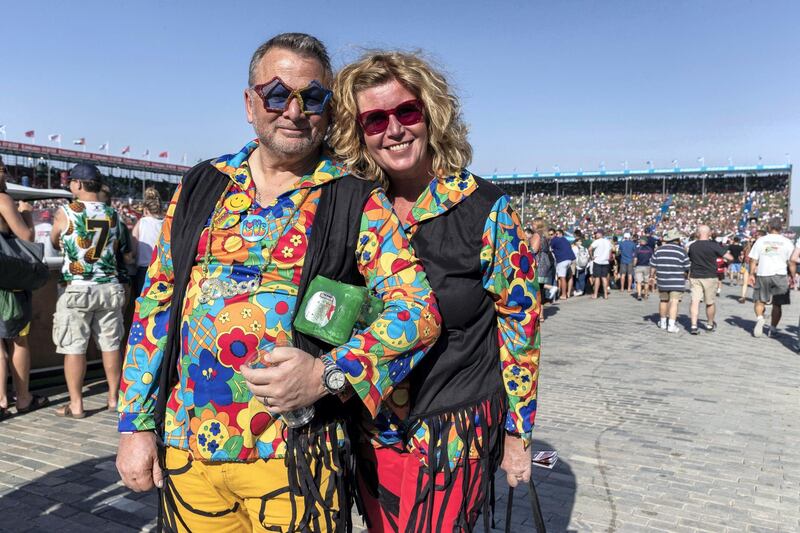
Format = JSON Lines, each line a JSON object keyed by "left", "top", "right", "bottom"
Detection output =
{"left": 407, "top": 176, "right": 506, "bottom": 418}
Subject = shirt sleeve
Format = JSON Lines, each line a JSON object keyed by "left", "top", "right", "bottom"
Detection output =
{"left": 326, "top": 189, "right": 441, "bottom": 418}
{"left": 748, "top": 241, "right": 760, "bottom": 260}
{"left": 117, "top": 184, "right": 182, "bottom": 432}
{"left": 481, "top": 196, "right": 541, "bottom": 446}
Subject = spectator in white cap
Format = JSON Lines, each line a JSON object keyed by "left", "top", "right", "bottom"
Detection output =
{"left": 618, "top": 231, "right": 636, "bottom": 294}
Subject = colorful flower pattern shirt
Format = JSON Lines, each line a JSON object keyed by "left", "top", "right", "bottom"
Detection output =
{"left": 118, "top": 140, "right": 440, "bottom": 462}
{"left": 368, "top": 171, "right": 541, "bottom": 468}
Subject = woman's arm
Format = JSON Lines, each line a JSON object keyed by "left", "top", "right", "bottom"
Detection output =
{"left": 0, "top": 194, "right": 34, "bottom": 241}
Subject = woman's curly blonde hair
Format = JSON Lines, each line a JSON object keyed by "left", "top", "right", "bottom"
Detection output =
{"left": 329, "top": 51, "right": 472, "bottom": 190}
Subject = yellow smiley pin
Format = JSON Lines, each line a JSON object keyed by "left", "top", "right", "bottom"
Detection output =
{"left": 223, "top": 192, "right": 252, "bottom": 214}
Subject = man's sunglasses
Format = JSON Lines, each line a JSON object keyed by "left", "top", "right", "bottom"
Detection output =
{"left": 251, "top": 76, "right": 332, "bottom": 115}
{"left": 357, "top": 99, "right": 425, "bottom": 136}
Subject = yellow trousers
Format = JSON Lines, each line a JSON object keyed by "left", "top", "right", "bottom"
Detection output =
{"left": 162, "top": 446, "right": 338, "bottom": 532}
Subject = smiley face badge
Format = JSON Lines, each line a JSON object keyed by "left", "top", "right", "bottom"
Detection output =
{"left": 224, "top": 192, "right": 252, "bottom": 214}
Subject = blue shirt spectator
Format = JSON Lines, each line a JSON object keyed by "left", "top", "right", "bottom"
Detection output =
{"left": 634, "top": 244, "right": 653, "bottom": 266}
{"left": 550, "top": 235, "right": 576, "bottom": 263}
{"left": 619, "top": 237, "right": 636, "bottom": 265}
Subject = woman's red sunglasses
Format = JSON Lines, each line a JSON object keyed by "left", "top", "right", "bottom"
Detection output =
{"left": 357, "top": 99, "right": 425, "bottom": 136}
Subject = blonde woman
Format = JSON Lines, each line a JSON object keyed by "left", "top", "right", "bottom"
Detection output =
{"left": 330, "top": 52, "right": 540, "bottom": 532}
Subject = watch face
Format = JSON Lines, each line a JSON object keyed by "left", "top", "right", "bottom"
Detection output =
{"left": 326, "top": 369, "right": 347, "bottom": 391}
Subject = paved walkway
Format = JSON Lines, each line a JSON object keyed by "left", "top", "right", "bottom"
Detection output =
{"left": 1, "top": 283, "right": 798, "bottom": 532}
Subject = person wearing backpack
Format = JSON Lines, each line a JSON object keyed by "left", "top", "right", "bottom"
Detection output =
{"left": 573, "top": 229, "right": 590, "bottom": 296}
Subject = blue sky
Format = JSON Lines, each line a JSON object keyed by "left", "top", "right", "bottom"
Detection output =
{"left": 1, "top": 0, "right": 797, "bottom": 175}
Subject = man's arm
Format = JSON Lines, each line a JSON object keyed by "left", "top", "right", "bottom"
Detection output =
{"left": 0, "top": 194, "right": 34, "bottom": 241}
{"left": 117, "top": 184, "right": 182, "bottom": 431}
{"left": 791, "top": 247, "right": 800, "bottom": 265}
{"left": 116, "top": 185, "right": 182, "bottom": 493}
{"left": 50, "top": 208, "right": 66, "bottom": 250}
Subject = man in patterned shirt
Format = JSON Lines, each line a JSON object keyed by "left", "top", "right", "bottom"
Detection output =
{"left": 115, "top": 33, "right": 440, "bottom": 532}
{"left": 50, "top": 163, "right": 124, "bottom": 418}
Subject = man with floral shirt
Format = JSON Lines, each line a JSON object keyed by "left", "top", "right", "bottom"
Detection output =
{"left": 115, "top": 33, "right": 440, "bottom": 532}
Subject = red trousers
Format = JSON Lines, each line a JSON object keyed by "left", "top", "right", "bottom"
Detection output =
{"left": 358, "top": 445, "right": 489, "bottom": 533}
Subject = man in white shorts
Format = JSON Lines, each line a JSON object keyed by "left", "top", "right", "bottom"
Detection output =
{"left": 50, "top": 163, "right": 124, "bottom": 418}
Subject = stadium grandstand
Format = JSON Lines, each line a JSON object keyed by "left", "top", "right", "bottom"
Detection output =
{"left": 487, "top": 164, "right": 792, "bottom": 237}
{"left": 0, "top": 139, "right": 186, "bottom": 226}
{"left": 1, "top": 139, "right": 792, "bottom": 237}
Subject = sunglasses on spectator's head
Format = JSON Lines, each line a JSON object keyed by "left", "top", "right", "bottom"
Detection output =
{"left": 250, "top": 76, "right": 332, "bottom": 115}
{"left": 357, "top": 99, "right": 425, "bottom": 136}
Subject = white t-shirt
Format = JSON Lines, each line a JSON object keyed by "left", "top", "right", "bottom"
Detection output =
{"left": 135, "top": 215, "right": 164, "bottom": 267}
{"left": 590, "top": 238, "right": 612, "bottom": 265}
{"left": 748, "top": 234, "right": 793, "bottom": 276}
{"left": 34, "top": 222, "right": 58, "bottom": 257}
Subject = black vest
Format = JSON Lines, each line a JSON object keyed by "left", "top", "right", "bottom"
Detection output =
{"left": 408, "top": 176, "right": 506, "bottom": 418}
{"left": 154, "top": 160, "right": 379, "bottom": 432}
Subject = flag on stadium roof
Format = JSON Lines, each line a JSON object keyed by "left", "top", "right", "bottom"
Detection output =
{"left": 142, "top": 149, "right": 150, "bottom": 157}
{"left": 0, "top": 125, "right": 6, "bottom": 137}
{"left": 24, "top": 130, "right": 35, "bottom": 138}
{"left": 158, "top": 151, "right": 169, "bottom": 158}
{"left": 121, "top": 145, "right": 130, "bottom": 155}
{"left": 48, "top": 133, "right": 61, "bottom": 142}
{"left": 98, "top": 142, "right": 108, "bottom": 151}
{"left": 73, "top": 138, "right": 85, "bottom": 145}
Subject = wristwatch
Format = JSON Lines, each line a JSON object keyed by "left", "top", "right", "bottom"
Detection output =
{"left": 321, "top": 356, "right": 347, "bottom": 395}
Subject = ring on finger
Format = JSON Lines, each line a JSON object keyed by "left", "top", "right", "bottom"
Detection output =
{"left": 261, "top": 395, "right": 270, "bottom": 406}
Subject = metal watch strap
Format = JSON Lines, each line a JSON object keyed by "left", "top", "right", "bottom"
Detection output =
{"left": 321, "top": 356, "right": 346, "bottom": 394}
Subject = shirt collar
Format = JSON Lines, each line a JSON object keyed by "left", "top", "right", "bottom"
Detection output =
{"left": 211, "top": 139, "right": 348, "bottom": 192}
{"left": 405, "top": 170, "right": 478, "bottom": 229}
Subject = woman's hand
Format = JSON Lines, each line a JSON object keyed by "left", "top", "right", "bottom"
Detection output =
{"left": 500, "top": 433, "right": 531, "bottom": 488}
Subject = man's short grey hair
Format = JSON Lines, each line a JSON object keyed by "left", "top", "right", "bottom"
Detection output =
{"left": 768, "top": 217, "right": 783, "bottom": 232}
{"left": 248, "top": 33, "right": 333, "bottom": 86}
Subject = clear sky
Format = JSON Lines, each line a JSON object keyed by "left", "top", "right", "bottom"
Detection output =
{"left": 1, "top": 0, "right": 797, "bottom": 175}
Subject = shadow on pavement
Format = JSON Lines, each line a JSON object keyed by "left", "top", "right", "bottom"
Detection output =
{"left": 0, "top": 455, "right": 158, "bottom": 532}
{"left": 542, "top": 305, "right": 560, "bottom": 320}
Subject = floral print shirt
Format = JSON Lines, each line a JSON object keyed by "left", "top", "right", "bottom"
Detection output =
{"left": 368, "top": 171, "right": 540, "bottom": 468}
{"left": 118, "top": 140, "right": 440, "bottom": 462}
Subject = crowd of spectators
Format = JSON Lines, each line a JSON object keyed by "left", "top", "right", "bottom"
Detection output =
{"left": 30, "top": 198, "right": 146, "bottom": 228}
{"left": 503, "top": 174, "right": 788, "bottom": 237}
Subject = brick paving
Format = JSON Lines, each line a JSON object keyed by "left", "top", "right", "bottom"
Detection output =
{"left": 1, "top": 283, "right": 798, "bottom": 532}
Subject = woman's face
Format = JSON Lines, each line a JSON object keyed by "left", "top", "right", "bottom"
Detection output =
{"left": 355, "top": 78, "right": 431, "bottom": 183}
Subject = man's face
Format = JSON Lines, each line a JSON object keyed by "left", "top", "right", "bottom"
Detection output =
{"left": 245, "top": 48, "right": 329, "bottom": 159}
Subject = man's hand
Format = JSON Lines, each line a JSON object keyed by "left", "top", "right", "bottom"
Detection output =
{"left": 17, "top": 201, "right": 33, "bottom": 213}
{"left": 500, "top": 434, "right": 531, "bottom": 488}
{"left": 116, "top": 431, "right": 163, "bottom": 492}
{"left": 240, "top": 347, "right": 326, "bottom": 413}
